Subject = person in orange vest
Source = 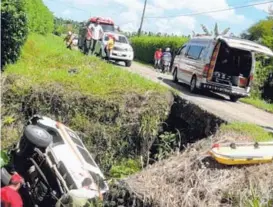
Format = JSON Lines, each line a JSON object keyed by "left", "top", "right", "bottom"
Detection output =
{"left": 1, "top": 173, "right": 25, "bottom": 207}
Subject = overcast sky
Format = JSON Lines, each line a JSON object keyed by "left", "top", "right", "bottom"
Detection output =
{"left": 43, "top": 0, "right": 273, "bottom": 36}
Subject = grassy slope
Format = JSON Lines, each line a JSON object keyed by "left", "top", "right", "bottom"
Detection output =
{"left": 241, "top": 97, "right": 273, "bottom": 113}
{"left": 5, "top": 33, "right": 167, "bottom": 97}
{"left": 220, "top": 122, "right": 273, "bottom": 141}
{"left": 2, "top": 34, "right": 171, "bottom": 177}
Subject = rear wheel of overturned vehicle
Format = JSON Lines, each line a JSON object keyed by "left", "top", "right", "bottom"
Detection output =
{"left": 229, "top": 95, "right": 240, "bottom": 102}
{"left": 190, "top": 76, "right": 198, "bottom": 93}
{"left": 173, "top": 68, "right": 178, "bottom": 83}
{"left": 17, "top": 125, "right": 53, "bottom": 157}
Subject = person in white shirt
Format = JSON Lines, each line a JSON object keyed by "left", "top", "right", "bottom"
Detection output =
{"left": 55, "top": 177, "right": 103, "bottom": 207}
{"left": 90, "top": 18, "right": 103, "bottom": 55}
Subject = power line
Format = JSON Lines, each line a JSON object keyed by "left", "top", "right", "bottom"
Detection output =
{"left": 145, "top": 0, "right": 273, "bottom": 19}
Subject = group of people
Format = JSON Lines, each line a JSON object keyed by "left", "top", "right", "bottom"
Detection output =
{"left": 84, "top": 18, "right": 115, "bottom": 61}
{"left": 64, "top": 18, "right": 115, "bottom": 62}
{"left": 153, "top": 47, "right": 172, "bottom": 70}
{"left": 1, "top": 172, "right": 103, "bottom": 207}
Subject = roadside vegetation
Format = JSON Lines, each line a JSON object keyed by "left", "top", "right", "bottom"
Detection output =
{"left": 240, "top": 17, "right": 273, "bottom": 111}
{"left": 220, "top": 122, "right": 273, "bottom": 142}
{"left": 131, "top": 36, "right": 188, "bottom": 64}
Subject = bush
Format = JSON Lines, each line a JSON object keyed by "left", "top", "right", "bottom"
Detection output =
{"left": 251, "top": 60, "right": 273, "bottom": 101}
{"left": 23, "top": 0, "right": 54, "bottom": 34}
{"left": 1, "top": 0, "right": 28, "bottom": 69}
{"left": 131, "top": 36, "right": 188, "bottom": 64}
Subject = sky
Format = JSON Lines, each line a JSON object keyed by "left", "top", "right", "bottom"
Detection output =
{"left": 43, "top": 0, "right": 273, "bottom": 36}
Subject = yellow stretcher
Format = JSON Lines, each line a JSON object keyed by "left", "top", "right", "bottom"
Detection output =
{"left": 208, "top": 141, "right": 273, "bottom": 165}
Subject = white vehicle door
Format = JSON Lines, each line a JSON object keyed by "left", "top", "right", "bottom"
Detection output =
{"left": 183, "top": 45, "right": 204, "bottom": 84}
{"left": 218, "top": 36, "right": 273, "bottom": 57}
{"left": 174, "top": 45, "right": 188, "bottom": 81}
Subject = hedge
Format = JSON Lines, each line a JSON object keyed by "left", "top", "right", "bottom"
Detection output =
{"left": 23, "top": 0, "right": 54, "bottom": 34}
{"left": 1, "top": 0, "right": 54, "bottom": 70}
{"left": 1, "top": 0, "right": 28, "bottom": 69}
{"left": 131, "top": 36, "right": 188, "bottom": 64}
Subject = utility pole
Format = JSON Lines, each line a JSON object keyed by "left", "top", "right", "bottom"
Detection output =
{"left": 138, "top": 0, "right": 147, "bottom": 36}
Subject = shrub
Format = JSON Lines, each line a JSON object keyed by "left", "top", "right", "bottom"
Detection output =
{"left": 251, "top": 60, "right": 273, "bottom": 101}
{"left": 1, "top": 0, "right": 28, "bottom": 69}
{"left": 23, "top": 0, "right": 54, "bottom": 34}
{"left": 131, "top": 36, "right": 188, "bottom": 64}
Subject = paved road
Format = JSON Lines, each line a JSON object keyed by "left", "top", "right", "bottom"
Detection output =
{"left": 119, "top": 61, "right": 273, "bottom": 132}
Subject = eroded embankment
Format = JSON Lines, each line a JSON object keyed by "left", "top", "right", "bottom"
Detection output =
{"left": 1, "top": 74, "right": 173, "bottom": 173}
{"left": 2, "top": 74, "right": 230, "bottom": 207}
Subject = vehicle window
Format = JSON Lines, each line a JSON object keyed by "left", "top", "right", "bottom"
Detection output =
{"left": 186, "top": 45, "right": 204, "bottom": 60}
{"left": 88, "top": 170, "right": 107, "bottom": 190}
{"left": 116, "top": 36, "right": 128, "bottom": 44}
{"left": 47, "top": 130, "right": 64, "bottom": 144}
{"left": 101, "top": 24, "right": 115, "bottom": 32}
{"left": 65, "top": 128, "right": 84, "bottom": 147}
{"left": 180, "top": 45, "right": 188, "bottom": 56}
{"left": 77, "top": 146, "right": 97, "bottom": 167}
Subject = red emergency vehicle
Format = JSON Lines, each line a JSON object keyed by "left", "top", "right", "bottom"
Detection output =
{"left": 78, "top": 17, "right": 116, "bottom": 50}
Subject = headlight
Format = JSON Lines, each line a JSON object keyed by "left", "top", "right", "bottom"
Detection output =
{"left": 128, "top": 47, "right": 133, "bottom": 52}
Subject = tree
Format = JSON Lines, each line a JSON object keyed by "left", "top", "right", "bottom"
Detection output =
{"left": 199, "top": 23, "right": 230, "bottom": 37}
{"left": 1, "top": 0, "right": 28, "bottom": 69}
{"left": 244, "top": 18, "right": 273, "bottom": 49}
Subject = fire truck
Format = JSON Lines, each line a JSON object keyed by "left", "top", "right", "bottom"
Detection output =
{"left": 78, "top": 17, "right": 116, "bottom": 51}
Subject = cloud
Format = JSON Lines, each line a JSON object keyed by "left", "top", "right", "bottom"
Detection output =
{"left": 254, "top": 2, "right": 273, "bottom": 13}
{"left": 154, "top": 16, "right": 196, "bottom": 35}
{"left": 152, "top": 0, "right": 245, "bottom": 23}
{"left": 59, "top": 0, "right": 112, "bottom": 6}
{"left": 52, "top": 0, "right": 249, "bottom": 33}
{"left": 62, "top": 9, "right": 71, "bottom": 16}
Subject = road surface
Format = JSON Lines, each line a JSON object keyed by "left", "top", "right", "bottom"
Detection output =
{"left": 119, "top": 61, "right": 273, "bottom": 133}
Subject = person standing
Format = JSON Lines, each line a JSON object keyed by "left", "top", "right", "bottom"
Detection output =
{"left": 1, "top": 173, "right": 24, "bottom": 207}
{"left": 105, "top": 35, "right": 115, "bottom": 62}
{"left": 90, "top": 18, "right": 103, "bottom": 55}
{"left": 64, "top": 31, "right": 74, "bottom": 50}
{"left": 154, "top": 48, "right": 162, "bottom": 69}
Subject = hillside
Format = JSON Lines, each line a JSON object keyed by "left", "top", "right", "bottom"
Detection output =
{"left": 1, "top": 33, "right": 172, "bottom": 175}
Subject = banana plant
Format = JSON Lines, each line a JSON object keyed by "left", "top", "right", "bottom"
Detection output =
{"left": 199, "top": 23, "right": 230, "bottom": 37}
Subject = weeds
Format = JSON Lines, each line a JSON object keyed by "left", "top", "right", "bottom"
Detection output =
{"left": 241, "top": 98, "right": 273, "bottom": 113}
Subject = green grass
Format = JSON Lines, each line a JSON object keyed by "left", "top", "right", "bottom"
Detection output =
{"left": 241, "top": 97, "right": 273, "bottom": 113}
{"left": 220, "top": 122, "right": 273, "bottom": 142}
{"left": 4, "top": 33, "right": 168, "bottom": 97}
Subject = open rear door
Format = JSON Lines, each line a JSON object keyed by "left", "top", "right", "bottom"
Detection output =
{"left": 218, "top": 36, "right": 273, "bottom": 57}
